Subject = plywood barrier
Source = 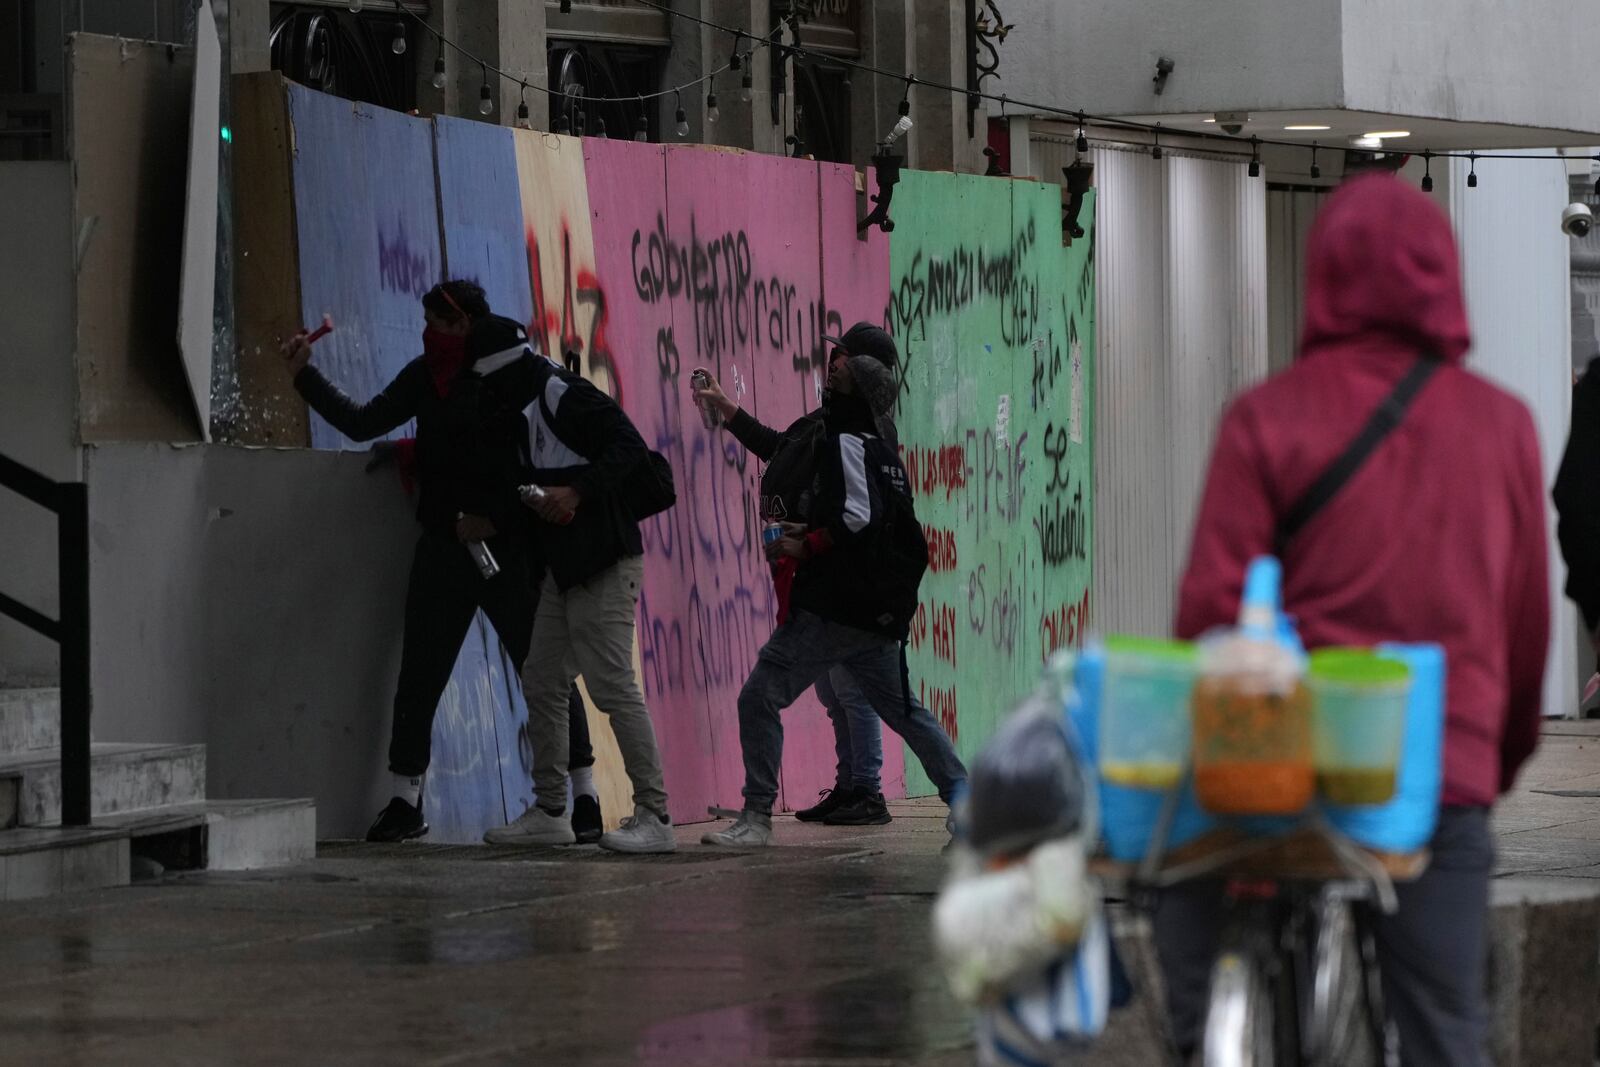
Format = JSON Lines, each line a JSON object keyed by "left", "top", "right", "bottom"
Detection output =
{"left": 223, "top": 81, "right": 1094, "bottom": 836}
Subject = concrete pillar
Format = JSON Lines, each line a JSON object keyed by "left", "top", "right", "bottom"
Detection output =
{"left": 911, "top": 0, "right": 981, "bottom": 174}
{"left": 852, "top": 0, "right": 910, "bottom": 170}
{"left": 228, "top": 0, "right": 270, "bottom": 74}
{"left": 421, "top": 0, "right": 547, "bottom": 126}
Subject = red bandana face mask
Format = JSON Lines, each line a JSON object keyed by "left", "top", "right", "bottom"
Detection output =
{"left": 422, "top": 325, "right": 468, "bottom": 396}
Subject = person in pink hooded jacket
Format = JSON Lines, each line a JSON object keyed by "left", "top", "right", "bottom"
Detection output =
{"left": 1158, "top": 172, "right": 1549, "bottom": 1064}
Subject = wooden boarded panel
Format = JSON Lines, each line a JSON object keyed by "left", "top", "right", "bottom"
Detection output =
{"left": 286, "top": 82, "right": 439, "bottom": 451}
{"left": 433, "top": 117, "right": 532, "bottom": 323}
{"left": 70, "top": 34, "right": 202, "bottom": 442}
{"left": 576, "top": 137, "right": 726, "bottom": 823}
{"left": 510, "top": 129, "right": 637, "bottom": 828}
{"left": 229, "top": 73, "right": 309, "bottom": 447}
{"left": 887, "top": 171, "right": 1097, "bottom": 795}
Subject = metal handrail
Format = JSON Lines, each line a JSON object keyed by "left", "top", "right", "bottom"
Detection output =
{"left": 0, "top": 450, "right": 90, "bottom": 826}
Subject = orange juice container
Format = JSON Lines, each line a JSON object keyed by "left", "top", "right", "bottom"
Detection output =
{"left": 1190, "top": 558, "right": 1314, "bottom": 816}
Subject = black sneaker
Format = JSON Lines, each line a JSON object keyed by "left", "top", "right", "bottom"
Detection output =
{"left": 572, "top": 794, "right": 603, "bottom": 844}
{"left": 794, "top": 787, "right": 851, "bottom": 823}
{"left": 366, "top": 797, "right": 428, "bottom": 842}
{"left": 822, "top": 790, "right": 892, "bottom": 826}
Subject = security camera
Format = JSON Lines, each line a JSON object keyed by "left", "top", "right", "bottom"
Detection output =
{"left": 1563, "top": 202, "right": 1594, "bottom": 239}
{"left": 1214, "top": 111, "right": 1248, "bottom": 136}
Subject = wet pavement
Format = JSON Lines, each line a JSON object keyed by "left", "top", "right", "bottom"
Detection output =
{"left": 0, "top": 799, "right": 979, "bottom": 1066}
{"left": 6, "top": 725, "right": 1600, "bottom": 1066}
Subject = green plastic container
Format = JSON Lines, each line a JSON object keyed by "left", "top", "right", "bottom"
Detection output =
{"left": 1309, "top": 648, "right": 1411, "bottom": 806}
{"left": 1097, "top": 636, "right": 1198, "bottom": 792}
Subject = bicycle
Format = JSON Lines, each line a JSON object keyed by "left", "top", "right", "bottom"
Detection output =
{"left": 1109, "top": 787, "right": 1425, "bottom": 1067}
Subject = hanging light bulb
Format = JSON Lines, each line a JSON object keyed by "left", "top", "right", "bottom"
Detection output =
{"left": 882, "top": 114, "right": 913, "bottom": 147}
{"left": 1467, "top": 154, "right": 1478, "bottom": 188}
{"left": 516, "top": 102, "right": 530, "bottom": 130}
{"left": 1076, "top": 112, "right": 1088, "bottom": 154}
{"left": 595, "top": 116, "right": 608, "bottom": 139}
{"left": 575, "top": 109, "right": 587, "bottom": 136}
{"left": 740, "top": 68, "right": 754, "bottom": 103}
{"left": 1420, "top": 151, "right": 1433, "bottom": 193}
{"left": 554, "top": 112, "right": 570, "bottom": 135}
{"left": 1309, "top": 142, "right": 1321, "bottom": 180}
{"left": 390, "top": 22, "right": 406, "bottom": 54}
{"left": 1151, "top": 124, "right": 1163, "bottom": 161}
{"left": 431, "top": 54, "right": 446, "bottom": 90}
{"left": 674, "top": 90, "right": 689, "bottom": 138}
{"left": 478, "top": 74, "right": 494, "bottom": 117}
{"left": 706, "top": 83, "right": 720, "bottom": 125}
{"left": 1248, "top": 137, "right": 1261, "bottom": 178}
{"left": 635, "top": 117, "right": 649, "bottom": 142}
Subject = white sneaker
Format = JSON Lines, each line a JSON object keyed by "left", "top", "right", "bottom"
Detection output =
{"left": 598, "top": 805, "right": 677, "bottom": 854}
{"left": 700, "top": 810, "right": 773, "bottom": 847}
{"left": 484, "top": 806, "right": 575, "bottom": 846}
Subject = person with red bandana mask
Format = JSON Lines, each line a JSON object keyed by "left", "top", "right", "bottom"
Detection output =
{"left": 281, "top": 280, "right": 601, "bottom": 844}
{"left": 1156, "top": 174, "right": 1549, "bottom": 1064}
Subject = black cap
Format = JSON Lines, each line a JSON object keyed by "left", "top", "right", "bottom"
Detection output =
{"left": 821, "top": 321, "right": 898, "bottom": 369}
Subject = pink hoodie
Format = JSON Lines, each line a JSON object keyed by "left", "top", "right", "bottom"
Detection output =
{"left": 1175, "top": 173, "right": 1549, "bottom": 806}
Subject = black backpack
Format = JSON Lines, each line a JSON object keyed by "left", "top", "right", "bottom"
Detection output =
{"left": 872, "top": 458, "right": 930, "bottom": 639}
{"left": 537, "top": 376, "right": 677, "bottom": 522}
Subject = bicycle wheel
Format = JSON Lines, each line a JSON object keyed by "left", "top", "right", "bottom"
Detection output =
{"left": 1202, "top": 946, "right": 1276, "bottom": 1067}
{"left": 1304, "top": 894, "right": 1375, "bottom": 1067}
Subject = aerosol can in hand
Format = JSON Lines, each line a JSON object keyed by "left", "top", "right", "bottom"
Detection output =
{"left": 456, "top": 512, "right": 500, "bottom": 580}
{"left": 690, "top": 369, "right": 722, "bottom": 430}
{"left": 518, "top": 484, "right": 575, "bottom": 525}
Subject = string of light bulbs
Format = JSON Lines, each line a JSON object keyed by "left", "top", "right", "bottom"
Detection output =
{"left": 377, "top": 0, "right": 1598, "bottom": 185}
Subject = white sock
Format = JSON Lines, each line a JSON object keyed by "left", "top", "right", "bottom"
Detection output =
{"left": 570, "top": 764, "right": 598, "bottom": 801}
{"left": 392, "top": 773, "right": 423, "bottom": 806}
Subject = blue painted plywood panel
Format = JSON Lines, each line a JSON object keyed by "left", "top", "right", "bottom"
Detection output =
{"left": 287, "top": 84, "right": 439, "bottom": 451}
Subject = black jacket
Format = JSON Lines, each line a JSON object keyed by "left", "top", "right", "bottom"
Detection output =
{"left": 790, "top": 427, "right": 926, "bottom": 638}
{"left": 510, "top": 355, "right": 648, "bottom": 590}
{"left": 292, "top": 315, "right": 530, "bottom": 539}
{"left": 1555, "top": 356, "right": 1600, "bottom": 629}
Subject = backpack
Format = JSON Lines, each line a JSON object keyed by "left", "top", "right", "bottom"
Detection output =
{"left": 871, "top": 454, "right": 930, "bottom": 638}
{"left": 536, "top": 376, "right": 677, "bottom": 522}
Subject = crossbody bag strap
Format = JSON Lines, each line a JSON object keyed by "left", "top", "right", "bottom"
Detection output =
{"left": 1274, "top": 354, "right": 1441, "bottom": 554}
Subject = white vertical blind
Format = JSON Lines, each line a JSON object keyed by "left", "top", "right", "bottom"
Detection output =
{"left": 1032, "top": 134, "right": 1269, "bottom": 637}
{"left": 1447, "top": 153, "right": 1578, "bottom": 716}
{"left": 1267, "top": 190, "right": 1323, "bottom": 375}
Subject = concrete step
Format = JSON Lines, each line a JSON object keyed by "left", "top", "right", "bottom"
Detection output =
{"left": 94, "top": 798, "right": 317, "bottom": 871}
{"left": 0, "top": 797, "right": 317, "bottom": 900}
{"left": 0, "top": 742, "right": 206, "bottom": 826}
{"left": 0, "top": 688, "right": 61, "bottom": 755}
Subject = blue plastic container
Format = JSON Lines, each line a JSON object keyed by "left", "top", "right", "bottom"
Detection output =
{"left": 1071, "top": 644, "right": 1215, "bottom": 862}
{"left": 1321, "top": 643, "right": 1444, "bottom": 852}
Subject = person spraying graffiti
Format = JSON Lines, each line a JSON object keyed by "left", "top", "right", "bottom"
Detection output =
{"left": 700, "top": 333, "right": 967, "bottom": 848}
{"left": 281, "top": 280, "right": 602, "bottom": 844}
{"left": 692, "top": 322, "right": 967, "bottom": 830}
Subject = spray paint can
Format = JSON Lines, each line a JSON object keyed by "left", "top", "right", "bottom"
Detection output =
{"left": 465, "top": 540, "right": 500, "bottom": 580}
{"left": 762, "top": 522, "right": 786, "bottom": 548}
{"left": 690, "top": 369, "right": 722, "bottom": 430}
{"left": 518, "top": 484, "right": 575, "bottom": 525}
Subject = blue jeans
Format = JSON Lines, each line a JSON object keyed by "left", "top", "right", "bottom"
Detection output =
{"left": 737, "top": 611, "right": 967, "bottom": 815}
{"left": 815, "top": 668, "right": 883, "bottom": 793}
